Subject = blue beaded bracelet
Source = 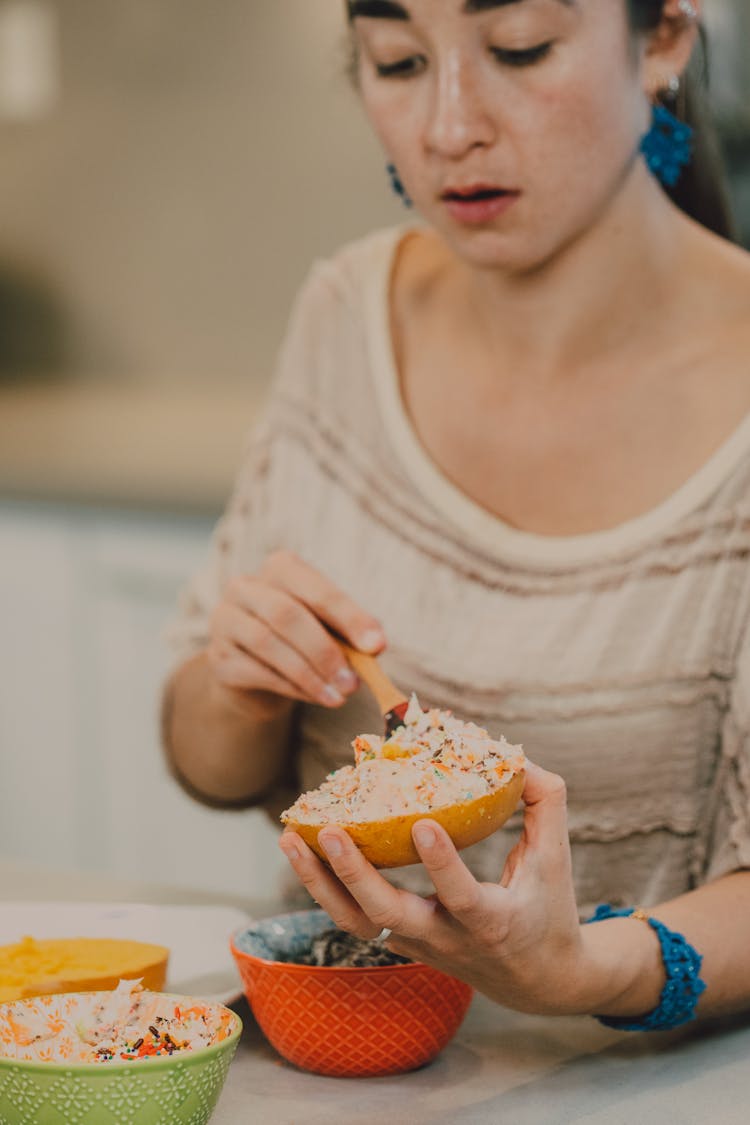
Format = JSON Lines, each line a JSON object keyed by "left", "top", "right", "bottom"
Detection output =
{"left": 585, "top": 904, "right": 706, "bottom": 1031}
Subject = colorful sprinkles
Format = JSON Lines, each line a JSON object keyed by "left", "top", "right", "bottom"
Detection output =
{"left": 0, "top": 981, "right": 236, "bottom": 1065}
{"left": 281, "top": 694, "right": 525, "bottom": 827}
{"left": 94, "top": 1013, "right": 189, "bottom": 1061}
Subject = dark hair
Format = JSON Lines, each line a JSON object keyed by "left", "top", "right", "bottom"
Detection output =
{"left": 627, "top": 1, "right": 737, "bottom": 240}
{"left": 345, "top": 0, "right": 738, "bottom": 242}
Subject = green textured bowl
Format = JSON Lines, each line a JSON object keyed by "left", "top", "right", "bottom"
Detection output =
{"left": 0, "top": 992, "right": 242, "bottom": 1125}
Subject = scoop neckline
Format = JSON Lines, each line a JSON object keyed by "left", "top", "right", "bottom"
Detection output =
{"left": 364, "top": 225, "right": 750, "bottom": 569}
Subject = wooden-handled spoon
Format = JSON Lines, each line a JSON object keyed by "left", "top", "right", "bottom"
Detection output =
{"left": 337, "top": 640, "right": 409, "bottom": 735}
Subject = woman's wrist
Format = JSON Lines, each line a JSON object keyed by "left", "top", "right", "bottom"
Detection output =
{"left": 164, "top": 653, "right": 295, "bottom": 805}
{"left": 570, "top": 916, "right": 666, "bottom": 1018}
{"left": 484, "top": 917, "right": 663, "bottom": 1019}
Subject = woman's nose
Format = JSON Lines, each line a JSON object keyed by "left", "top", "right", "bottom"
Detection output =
{"left": 424, "top": 52, "right": 496, "bottom": 159}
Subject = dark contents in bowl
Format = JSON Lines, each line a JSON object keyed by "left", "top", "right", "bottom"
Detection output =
{"left": 296, "top": 928, "right": 412, "bottom": 968}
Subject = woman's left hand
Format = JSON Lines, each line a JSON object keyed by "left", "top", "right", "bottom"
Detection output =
{"left": 279, "top": 762, "right": 600, "bottom": 1016}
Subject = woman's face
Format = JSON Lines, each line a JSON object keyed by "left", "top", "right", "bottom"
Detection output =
{"left": 351, "top": 0, "right": 654, "bottom": 271}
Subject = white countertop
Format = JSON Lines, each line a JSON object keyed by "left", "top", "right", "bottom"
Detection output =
{"left": 0, "top": 381, "right": 264, "bottom": 513}
{"left": 2, "top": 858, "right": 749, "bottom": 1124}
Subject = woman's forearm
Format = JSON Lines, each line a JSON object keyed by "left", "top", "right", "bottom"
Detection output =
{"left": 579, "top": 870, "right": 750, "bottom": 1020}
{"left": 161, "top": 651, "right": 296, "bottom": 808}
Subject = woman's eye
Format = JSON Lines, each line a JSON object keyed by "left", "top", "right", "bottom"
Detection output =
{"left": 374, "top": 55, "right": 425, "bottom": 79}
{"left": 491, "top": 42, "right": 554, "bottom": 68}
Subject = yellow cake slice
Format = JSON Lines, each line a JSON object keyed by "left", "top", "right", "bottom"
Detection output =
{"left": 0, "top": 936, "right": 169, "bottom": 1003}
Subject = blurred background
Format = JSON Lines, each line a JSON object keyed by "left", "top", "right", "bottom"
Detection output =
{"left": 0, "top": 1, "right": 748, "bottom": 897}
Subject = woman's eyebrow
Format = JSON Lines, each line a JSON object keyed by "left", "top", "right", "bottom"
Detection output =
{"left": 348, "top": 0, "right": 410, "bottom": 18}
{"left": 348, "top": 0, "right": 572, "bottom": 20}
{"left": 466, "top": 0, "right": 573, "bottom": 10}
{"left": 465, "top": 0, "right": 528, "bottom": 10}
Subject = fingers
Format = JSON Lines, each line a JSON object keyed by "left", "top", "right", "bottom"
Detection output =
{"left": 213, "top": 551, "right": 387, "bottom": 710}
{"left": 278, "top": 831, "right": 378, "bottom": 937}
{"left": 224, "top": 578, "right": 355, "bottom": 695}
{"left": 210, "top": 601, "right": 349, "bottom": 708}
{"left": 209, "top": 639, "right": 302, "bottom": 700}
{"left": 410, "top": 820, "right": 497, "bottom": 927}
{"left": 261, "top": 551, "right": 385, "bottom": 653}
{"left": 280, "top": 826, "right": 439, "bottom": 942}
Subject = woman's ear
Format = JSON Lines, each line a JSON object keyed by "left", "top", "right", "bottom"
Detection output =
{"left": 641, "top": 0, "right": 701, "bottom": 99}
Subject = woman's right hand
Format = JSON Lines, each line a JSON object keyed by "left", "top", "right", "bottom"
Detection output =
{"left": 206, "top": 550, "right": 386, "bottom": 720}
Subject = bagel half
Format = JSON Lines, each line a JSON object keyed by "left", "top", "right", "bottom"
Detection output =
{"left": 284, "top": 766, "right": 525, "bottom": 868}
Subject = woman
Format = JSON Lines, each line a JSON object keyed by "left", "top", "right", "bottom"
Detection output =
{"left": 163, "top": 0, "right": 750, "bottom": 1027}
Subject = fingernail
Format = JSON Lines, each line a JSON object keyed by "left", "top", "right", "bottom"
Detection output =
{"left": 321, "top": 684, "right": 345, "bottom": 706}
{"left": 333, "top": 667, "right": 358, "bottom": 693}
{"left": 413, "top": 824, "right": 436, "bottom": 849}
{"left": 320, "top": 834, "right": 342, "bottom": 858}
{"left": 279, "top": 841, "right": 300, "bottom": 861}
{"left": 358, "top": 628, "right": 385, "bottom": 653}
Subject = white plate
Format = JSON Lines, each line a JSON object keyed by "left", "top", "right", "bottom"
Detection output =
{"left": 0, "top": 901, "right": 253, "bottom": 1005}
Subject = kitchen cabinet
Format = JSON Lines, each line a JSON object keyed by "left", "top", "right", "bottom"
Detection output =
{"left": 0, "top": 500, "right": 287, "bottom": 899}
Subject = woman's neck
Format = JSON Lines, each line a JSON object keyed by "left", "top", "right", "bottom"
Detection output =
{"left": 443, "top": 170, "right": 692, "bottom": 385}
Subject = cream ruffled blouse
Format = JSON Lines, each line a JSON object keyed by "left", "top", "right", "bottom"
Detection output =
{"left": 170, "top": 226, "right": 750, "bottom": 914}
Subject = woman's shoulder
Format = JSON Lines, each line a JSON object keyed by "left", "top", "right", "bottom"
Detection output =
{"left": 292, "top": 224, "right": 451, "bottom": 321}
{"left": 683, "top": 220, "right": 750, "bottom": 329}
{"left": 298, "top": 225, "right": 413, "bottom": 309}
{"left": 269, "top": 226, "right": 413, "bottom": 404}
{"left": 671, "top": 219, "right": 750, "bottom": 393}
{"left": 271, "top": 228, "right": 401, "bottom": 371}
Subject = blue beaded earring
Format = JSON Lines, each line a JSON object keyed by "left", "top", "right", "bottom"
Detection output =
{"left": 386, "top": 162, "right": 413, "bottom": 208}
{"left": 640, "top": 78, "right": 694, "bottom": 188}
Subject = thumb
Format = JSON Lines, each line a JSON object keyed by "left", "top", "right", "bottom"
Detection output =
{"left": 520, "top": 760, "right": 571, "bottom": 868}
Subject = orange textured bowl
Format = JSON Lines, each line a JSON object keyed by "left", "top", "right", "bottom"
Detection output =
{"left": 231, "top": 911, "right": 473, "bottom": 1078}
{"left": 284, "top": 768, "right": 525, "bottom": 869}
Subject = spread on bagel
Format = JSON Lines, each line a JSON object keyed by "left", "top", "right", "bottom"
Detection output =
{"left": 281, "top": 694, "right": 525, "bottom": 828}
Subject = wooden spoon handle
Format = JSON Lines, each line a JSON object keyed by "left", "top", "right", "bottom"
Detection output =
{"left": 337, "top": 640, "right": 408, "bottom": 718}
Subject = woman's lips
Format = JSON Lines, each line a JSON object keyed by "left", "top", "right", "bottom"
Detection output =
{"left": 441, "top": 185, "right": 520, "bottom": 225}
